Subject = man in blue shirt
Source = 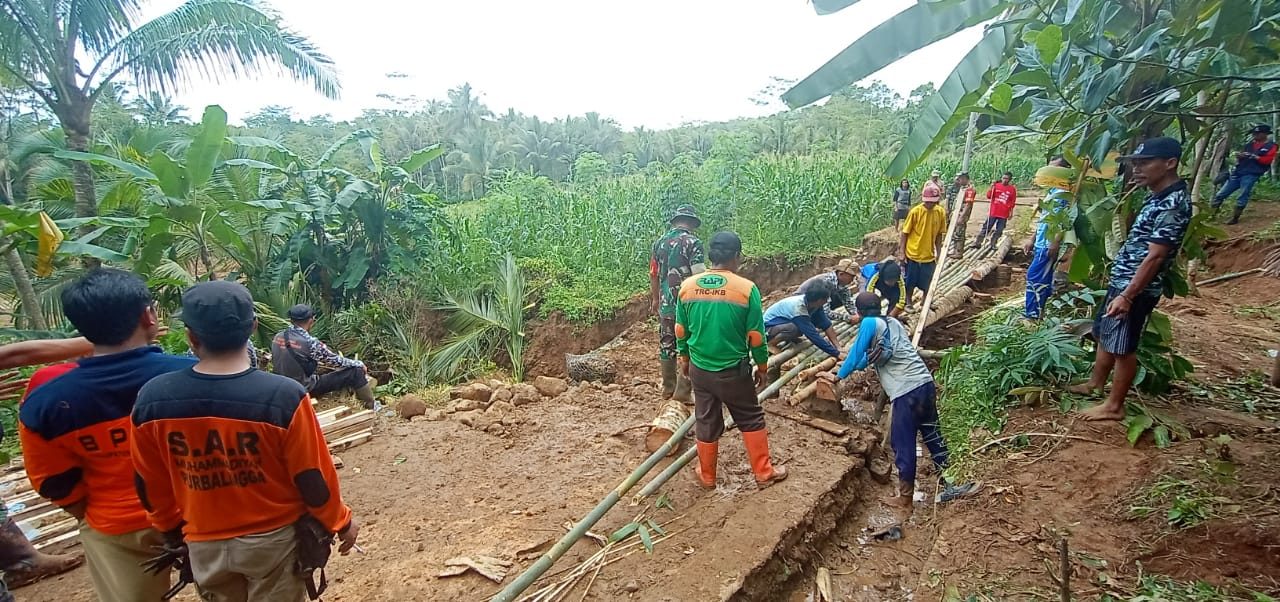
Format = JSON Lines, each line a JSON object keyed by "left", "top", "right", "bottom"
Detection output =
{"left": 1025, "top": 156, "right": 1072, "bottom": 320}
{"left": 762, "top": 289, "right": 843, "bottom": 360}
{"left": 1071, "top": 137, "right": 1192, "bottom": 421}
{"left": 819, "top": 293, "right": 978, "bottom": 508}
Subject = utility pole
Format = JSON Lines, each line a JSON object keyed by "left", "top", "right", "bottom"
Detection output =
{"left": 961, "top": 112, "right": 978, "bottom": 173}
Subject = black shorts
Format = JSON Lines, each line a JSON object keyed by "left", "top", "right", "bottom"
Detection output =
{"left": 904, "top": 260, "right": 936, "bottom": 293}
{"left": 1092, "top": 287, "right": 1160, "bottom": 355}
{"left": 894, "top": 208, "right": 909, "bottom": 220}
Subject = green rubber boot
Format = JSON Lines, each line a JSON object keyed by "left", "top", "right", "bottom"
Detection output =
{"left": 659, "top": 358, "right": 677, "bottom": 399}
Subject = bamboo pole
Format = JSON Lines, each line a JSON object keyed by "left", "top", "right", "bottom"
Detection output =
{"left": 766, "top": 320, "right": 853, "bottom": 368}
{"left": 492, "top": 417, "right": 695, "bottom": 602}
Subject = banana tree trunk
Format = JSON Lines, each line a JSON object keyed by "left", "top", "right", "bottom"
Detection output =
{"left": 4, "top": 245, "right": 47, "bottom": 330}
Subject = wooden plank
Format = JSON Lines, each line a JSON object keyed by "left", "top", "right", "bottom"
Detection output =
{"left": 35, "top": 529, "right": 80, "bottom": 551}
{"left": 317, "top": 406, "right": 351, "bottom": 426}
{"left": 763, "top": 408, "right": 848, "bottom": 437}
{"left": 31, "top": 517, "right": 78, "bottom": 545}
{"left": 328, "top": 430, "right": 372, "bottom": 453}
{"left": 9, "top": 499, "right": 53, "bottom": 522}
{"left": 325, "top": 419, "right": 375, "bottom": 444}
{"left": 321, "top": 410, "right": 373, "bottom": 435}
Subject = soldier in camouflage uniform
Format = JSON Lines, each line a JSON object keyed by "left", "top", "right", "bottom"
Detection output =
{"left": 650, "top": 204, "right": 706, "bottom": 402}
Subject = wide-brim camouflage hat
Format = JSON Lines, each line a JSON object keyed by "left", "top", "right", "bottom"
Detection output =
{"left": 669, "top": 204, "right": 702, "bottom": 227}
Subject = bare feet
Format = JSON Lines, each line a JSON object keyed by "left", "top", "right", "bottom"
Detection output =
{"left": 1079, "top": 403, "right": 1125, "bottom": 421}
{"left": 1066, "top": 382, "right": 1102, "bottom": 396}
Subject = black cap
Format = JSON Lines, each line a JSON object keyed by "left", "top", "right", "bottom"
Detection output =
{"left": 854, "top": 292, "right": 882, "bottom": 315}
{"left": 287, "top": 303, "right": 316, "bottom": 321}
{"left": 1251, "top": 124, "right": 1272, "bottom": 135}
{"left": 709, "top": 231, "right": 742, "bottom": 256}
{"left": 1119, "top": 137, "right": 1182, "bottom": 160}
{"left": 179, "top": 281, "right": 255, "bottom": 341}
{"left": 879, "top": 261, "right": 901, "bottom": 282}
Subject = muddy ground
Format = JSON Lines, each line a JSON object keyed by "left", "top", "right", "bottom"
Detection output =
{"left": 19, "top": 197, "right": 1280, "bottom": 601}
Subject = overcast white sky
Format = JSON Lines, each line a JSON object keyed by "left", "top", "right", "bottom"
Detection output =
{"left": 145, "top": 0, "right": 982, "bottom": 129}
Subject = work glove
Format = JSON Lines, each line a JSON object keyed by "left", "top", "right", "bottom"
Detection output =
{"left": 140, "top": 525, "right": 194, "bottom": 600}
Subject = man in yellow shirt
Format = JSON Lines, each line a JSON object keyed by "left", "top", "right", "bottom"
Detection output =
{"left": 898, "top": 191, "right": 947, "bottom": 306}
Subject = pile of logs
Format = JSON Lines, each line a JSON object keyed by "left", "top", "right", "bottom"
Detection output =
{"left": 1, "top": 400, "right": 375, "bottom": 554}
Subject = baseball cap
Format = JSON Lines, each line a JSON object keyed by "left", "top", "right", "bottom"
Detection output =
{"left": 709, "top": 231, "right": 742, "bottom": 256}
{"left": 1119, "top": 137, "right": 1182, "bottom": 160}
{"left": 287, "top": 303, "right": 317, "bottom": 321}
{"left": 1251, "top": 124, "right": 1272, "bottom": 135}
{"left": 179, "top": 281, "right": 255, "bottom": 344}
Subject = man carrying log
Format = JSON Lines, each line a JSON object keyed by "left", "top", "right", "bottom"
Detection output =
{"left": 272, "top": 304, "right": 377, "bottom": 410}
{"left": 971, "top": 172, "right": 1017, "bottom": 252}
{"left": 650, "top": 205, "right": 706, "bottom": 403}
{"left": 899, "top": 184, "right": 947, "bottom": 308}
{"left": 1071, "top": 137, "right": 1192, "bottom": 421}
{"left": 819, "top": 293, "right": 979, "bottom": 507}
{"left": 132, "top": 281, "right": 359, "bottom": 601}
{"left": 19, "top": 268, "right": 196, "bottom": 601}
{"left": 796, "top": 258, "right": 859, "bottom": 317}
{"left": 676, "top": 232, "right": 787, "bottom": 489}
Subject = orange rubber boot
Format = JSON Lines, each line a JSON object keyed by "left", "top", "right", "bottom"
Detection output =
{"left": 695, "top": 441, "right": 718, "bottom": 489}
{"left": 742, "top": 429, "right": 788, "bottom": 488}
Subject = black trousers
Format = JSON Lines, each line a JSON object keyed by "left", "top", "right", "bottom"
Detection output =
{"left": 310, "top": 365, "right": 368, "bottom": 397}
{"left": 689, "top": 361, "right": 766, "bottom": 442}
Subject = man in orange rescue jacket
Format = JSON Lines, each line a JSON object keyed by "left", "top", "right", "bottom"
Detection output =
{"left": 19, "top": 268, "right": 195, "bottom": 600}
{"left": 132, "top": 281, "right": 358, "bottom": 601}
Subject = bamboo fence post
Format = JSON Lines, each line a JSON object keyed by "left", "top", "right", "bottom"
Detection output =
{"left": 912, "top": 199, "right": 970, "bottom": 346}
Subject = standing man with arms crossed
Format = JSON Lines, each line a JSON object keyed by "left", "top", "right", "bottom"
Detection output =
{"left": 676, "top": 232, "right": 787, "bottom": 490}
{"left": 132, "top": 281, "right": 358, "bottom": 601}
{"left": 19, "top": 269, "right": 195, "bottom": 600}
{"left": 891, "top": 179, "right": 912, "bottom": 231}
{"left": 899, "top": 185, "right": 947, "bottom": 308}
{"left": 1070, "top": 137, "right": 1192, "bottom": 420}
{"left": 650, "top": 204, "right": 706, "bottom": 403}
{"left": 1211, "top": 124, "right": 1277, "bottom": 225}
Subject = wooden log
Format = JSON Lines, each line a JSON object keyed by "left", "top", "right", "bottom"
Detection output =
{"left": 799, "top": 357, "right": 838, "bottom": 381}
{"left": 1197, "top": 267, "right": 1263, "bottom": 286}
{"left": 763, "top": 408, "right": 847, "bottom": 437}
{"left": 789, "top": 381, "right": 818, "bottom": 406}
{"left": 644, "top": 399, "right": 689, "bottom": 455}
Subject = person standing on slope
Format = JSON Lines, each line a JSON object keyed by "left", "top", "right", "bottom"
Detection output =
{"left": 972, "top": 172, "right": 1018, "bottom": 251}
{"left": 676, "top": 232, "right": 787, "bottom": 490}
{"left": 1070, "top": 137, "right": 1192, "bottom": 421}
{"left": 650, "top": 204, "right": 706, "bottom": 404}
{"left": 891, "top": 179, "right": 912, "bottom": 231}
{"left": 1211, "top": 124, "right": 1277, "bottom": 225}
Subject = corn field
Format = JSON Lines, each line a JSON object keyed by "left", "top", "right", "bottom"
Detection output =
{"left": 420, "top": 151, "right": 1042, "bottom": 322}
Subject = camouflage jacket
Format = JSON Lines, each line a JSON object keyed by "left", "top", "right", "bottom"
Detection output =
{"left": 650, "top": 227, "right": 706, "bottom": 316}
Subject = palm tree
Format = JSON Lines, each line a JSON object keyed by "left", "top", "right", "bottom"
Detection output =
{"left": 0, "top": 0, "right": 339, "bottom": 241}
{"left": 446, "top": 83, "right": 492, "bottom": 135}
{"left": 131, "top": 91, "right": 187, "bottom": 126}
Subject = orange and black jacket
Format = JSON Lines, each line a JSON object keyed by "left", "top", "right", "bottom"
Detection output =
{"left": 19, "top": 347, "right": 197, "bottom": 535}
{"left": 131, "top": 367, "right": 351, "bottom": 542}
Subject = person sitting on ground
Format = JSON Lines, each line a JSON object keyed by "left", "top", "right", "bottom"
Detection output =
{"left": 132, "top": 281, "right": 359, "bottom": 601}
{"left": 859, "top": 258, "right": 906, "bottom": 318}
{"left": 796, "top": 258, "right": 859, "bottom": 318}
{"left": 19, "top": 268, "right": 196, "bottom": 601}
{"left": 675, "top": 231, "right": 787, "bottom": 489}
{"left": 1070, "top": 136, "right": 1192, "bottom": 421}
{"left": 272, "top": 304, "right": 376, "bottom": 409}
{"left": 971, "top": 171, "right": 1018, "bottom": 251}
{"left": 762, "top": 289, "right": 843, "bottom": 360}
{"left": 819, "top": 292, "right": 980, "bottom": 508}
{"left": 891, "top": 179, "right": 912, "bottom": 231}
{"left": 1211, "top": 124, "right": 1277, "bottom": 225}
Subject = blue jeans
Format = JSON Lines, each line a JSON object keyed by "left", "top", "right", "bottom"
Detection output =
{"left": 1025, "top": 247, "right": 1055, "bottom": 319}
{"left": 1213, "top": 173, "right": 1260, "bottom": 210}
{"left": 890, "top": 382, "right": 949, "bottom": 485}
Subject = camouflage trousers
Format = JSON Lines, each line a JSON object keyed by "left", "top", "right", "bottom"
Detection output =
{"left": 659, "top": 314, "right": 678, "bottom": 360}
{"left": 948, "top": 202, "right": 974, "bottom": 254}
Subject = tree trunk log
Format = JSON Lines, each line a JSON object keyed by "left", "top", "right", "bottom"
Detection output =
{"left": 65, "top": 119, "right": 101, "bottom": 269}
{"left": 3, "top": 246, "right": 47, "bottom": 330}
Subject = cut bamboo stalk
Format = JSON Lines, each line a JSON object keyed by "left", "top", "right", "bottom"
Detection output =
{"left": 799, "top": 357, "right": 838, "bottom": 381}
{"left": 789, "top": 381, "right": 818, "bottom": 406}
{"left": 1198, "top": 267, "right": 1263, "bottom": 286}
{"left": 644, "top": 400, "right": 690, "bottom": 454}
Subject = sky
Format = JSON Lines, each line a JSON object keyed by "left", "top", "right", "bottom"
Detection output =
{"left": 145, "top": 0, "right": 983, "bottom": 129}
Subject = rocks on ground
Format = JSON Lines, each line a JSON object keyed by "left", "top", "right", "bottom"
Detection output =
{"left": 430, "top": 376, "right": 573, "bottom": 434}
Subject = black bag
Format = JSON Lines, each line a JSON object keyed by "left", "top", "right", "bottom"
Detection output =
{"left": 294, "top": 515, "right": 334, "bottom": 600}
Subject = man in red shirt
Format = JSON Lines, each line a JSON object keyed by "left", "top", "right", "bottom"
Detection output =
{"left": 971, "top": 171, "right": 1017, "bottom": 252}
{"left": 1212, "top": 124, "right": 1277, "bottom": 224}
